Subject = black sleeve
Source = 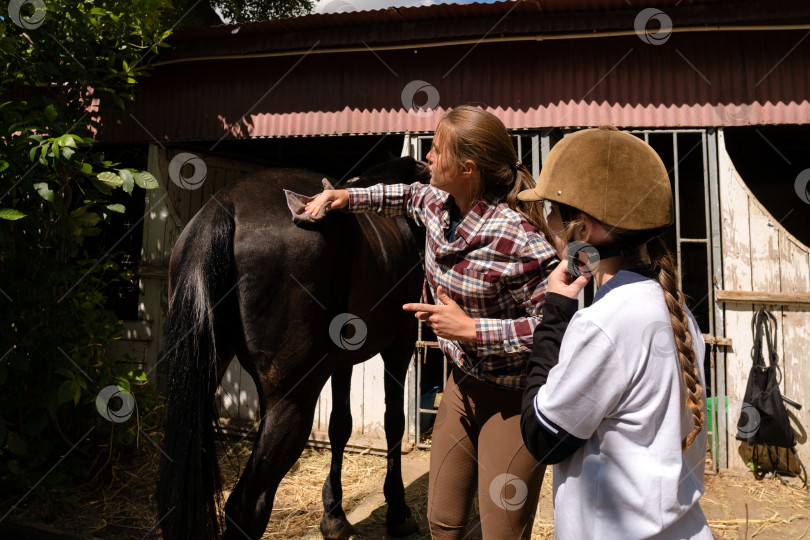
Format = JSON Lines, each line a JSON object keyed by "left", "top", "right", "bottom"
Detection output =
{"left": 521, "top": 292, "right": 584, "bottom": 464}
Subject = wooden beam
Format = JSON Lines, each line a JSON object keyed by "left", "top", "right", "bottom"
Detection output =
{"left": 703, "top": 334, "right": 733, "bottom": 347}
{"left": 715, "top": 290, "right": 810, "bottom": 308}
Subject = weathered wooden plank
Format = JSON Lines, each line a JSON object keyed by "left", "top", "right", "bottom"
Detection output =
{"left": 702, "top": 334, "right": 733, "bottom": 347}
{"left": 362, "top": 355, "right": 387, "bottom": 440}
{"left": 779, "top": 236, "right": 810, "bottom": 467}
{"left": 217, "top": 358, "right": 242, "bottom": 419}
{"left": 350, "top": 360, "right": 366, "bottom": 435}
{"left": 715, "top": 290, "right": 810, "bottom": 307}
{"left": 718, "top": 132, "right": 754, "bottom": 471}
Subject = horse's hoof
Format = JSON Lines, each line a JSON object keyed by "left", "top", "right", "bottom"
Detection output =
{"left": 320, "top": 516, "right": 354, "bottom": 540}
{"left": 386, "top": 515, "right": 419, "bottom": 537}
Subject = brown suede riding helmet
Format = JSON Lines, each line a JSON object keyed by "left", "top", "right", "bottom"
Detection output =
{"left": 517, "top": 126, "right": 674, "bottom": 231}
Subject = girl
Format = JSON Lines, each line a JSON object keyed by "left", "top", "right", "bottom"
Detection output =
{"left": 519, "top": 125, "right": 712, "bottom": 539}
{"left": 305, "top": 106, "right": 557, "bottom": 539}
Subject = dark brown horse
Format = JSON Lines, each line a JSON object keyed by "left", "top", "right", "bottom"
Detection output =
{"left": 156, "top": 157, "right": 430, "bottom": 540}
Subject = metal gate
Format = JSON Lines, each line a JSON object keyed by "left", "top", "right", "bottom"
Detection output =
{"left": 404, "top": 129, "right": 729, "bottom": 469}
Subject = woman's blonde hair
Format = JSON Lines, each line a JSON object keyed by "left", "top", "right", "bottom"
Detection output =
{"left": 435, "top": 106, "right": 549, "bottom": 238}
{"left": 560, "top": 210, "right": 704, "bottom": 451}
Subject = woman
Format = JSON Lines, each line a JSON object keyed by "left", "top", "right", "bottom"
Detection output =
{"left": 305, "top": 106, "right": 556, "bottom": 538}
{"left": 519, "top": 126, "right": 712, "bottom": 539}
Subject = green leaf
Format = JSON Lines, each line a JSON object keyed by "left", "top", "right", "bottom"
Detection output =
{"left": 83, "top": 227, "right": 101, "bottom": 237}
{"left": 7, "top": 432, "right": 27, "bottom": 456}
{"left": 62, "top": 147, "right": 75, "bottom": 159}
{"left": 96, "top": 171, "right": 122, "bottom": 188}
{"left": 33, "top": 182, "right": 54, "bottom": 203}
{"left": 91, "top": 178, "right": 112, "bottom": 195}
{"left": 81, "top": 163, "right": 93, "bottom": 175}
{"left": 117, "top": 378, "right": 130, "bottom": 393}
{"left": 57, "top": 134, "right": 77, "bottom": 148}
{"left": 120, "top": 169, "right": 134, "bottom": 194}
{"left": 57, "top": 380, "right": 75, "bottom": 404}
{"left": 74, "top": 386, "right": 81, "bottom": 406}
{"left": 44, "top": 104, "right": 58, "bottom": 122}
{"left": 133, "top": 171, "right": 158, "bottom": 189}
{"left": 0, "top": 208, "right": 26, "bottom": 221}
{"left": 0, "top": 161, "right": 8, "bottom": 173}
{"left": 106, "top": 203, "right": 125, "bottom": 213}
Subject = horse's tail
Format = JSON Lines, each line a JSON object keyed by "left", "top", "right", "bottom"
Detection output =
{"left": 157, "top": 195, "right": 236, "bottom": 540}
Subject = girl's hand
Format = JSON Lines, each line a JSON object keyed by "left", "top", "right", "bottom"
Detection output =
{"left": 403, "top": 286, "right": 477, "bottom": 342}
{"left": 304, "top": 189, "right": 349, "bottom": 216}
{"left": 547, "top": 259, "right": 590, "bottom": 299}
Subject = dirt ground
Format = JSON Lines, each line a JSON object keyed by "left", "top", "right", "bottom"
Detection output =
{"left": 2, "top": 444, "right": 807, "bottom": 539}
{"left": 267, "top": 448, "right": 809, "bottom": 540}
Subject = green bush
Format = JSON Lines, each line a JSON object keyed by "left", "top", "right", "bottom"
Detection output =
{"left": 0, "top": 0, "right": 170, "bottom": 509}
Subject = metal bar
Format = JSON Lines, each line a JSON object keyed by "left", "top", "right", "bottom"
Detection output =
{"left": 673, "top": 133, "right": 682, "bottom": 291}
{"left": 699, "top": 129, "right": 719, "bottom": 470}
{"left": 678, "top": 238, "right": 709, "bottom": 244}
{"left": 707, "top": 128, "right": 727, "bottom": 468}
{"left": 535, "top": 133, "right": 544, "bottom": 178}
{"left": 630, "top": 129, "right": 708, "bottom": 134}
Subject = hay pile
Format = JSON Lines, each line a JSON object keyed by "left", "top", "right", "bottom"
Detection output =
{"left": 705, "top": 471, "right": 809, "bottom": 539}
{"left": 4, "top": 438, "right": 807, "bottom": 539}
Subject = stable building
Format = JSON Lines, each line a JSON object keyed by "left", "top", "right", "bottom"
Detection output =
{"left": 99, "top": 0, "right": 810, "bottom": 471}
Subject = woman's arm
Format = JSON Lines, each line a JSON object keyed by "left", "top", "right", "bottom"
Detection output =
{"left": 520, "top": 292, "right": 582, "bottom": 463}
{"left": 305, "top": 182, "right": 433, "bottom": 227}
{"left": 520, "top": 262, "right": 592, "bottom": 463}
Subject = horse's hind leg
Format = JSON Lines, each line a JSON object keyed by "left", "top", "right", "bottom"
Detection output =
{"left": 223, "top": 391, "right": 319, "bottom": 540}
{"left": 319, "top": 366, "right": 354, "bottom": 540}
{"left": 382, "top": 342, "right": 419, "bottom": 537}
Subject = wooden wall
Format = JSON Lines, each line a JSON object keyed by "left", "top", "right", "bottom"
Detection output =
{"left": 719, "top": 130, "right": 810, "bottom": 470}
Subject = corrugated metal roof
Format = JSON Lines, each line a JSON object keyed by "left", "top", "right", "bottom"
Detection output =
{"left": 102, "top": 27, "right": 810, "bottom": 142}
{"left": 98, "top": 1, "right": 810, "bottom": 141}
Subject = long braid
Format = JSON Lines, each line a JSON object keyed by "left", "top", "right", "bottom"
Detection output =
{"left": 647, "top": 238, "right": 705, "bottom": 451}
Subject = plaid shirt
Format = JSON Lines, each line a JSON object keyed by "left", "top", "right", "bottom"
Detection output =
{"left": 348, "top": 182, "right": 556, "bottom": 390}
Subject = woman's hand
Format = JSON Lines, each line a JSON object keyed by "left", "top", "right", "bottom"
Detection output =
{"left": 304, "top": 189, "right": 349, "bottom": 216}
{"left": 403, "top": 286, "right": 477, "bottom": 342}
{"left": 547, "top": 259, "right": 590, "bottom": 299}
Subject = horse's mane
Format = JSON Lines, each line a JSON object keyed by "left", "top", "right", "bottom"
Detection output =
{"left": 336, "top": 157, "right": 429, "bottom": 189}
